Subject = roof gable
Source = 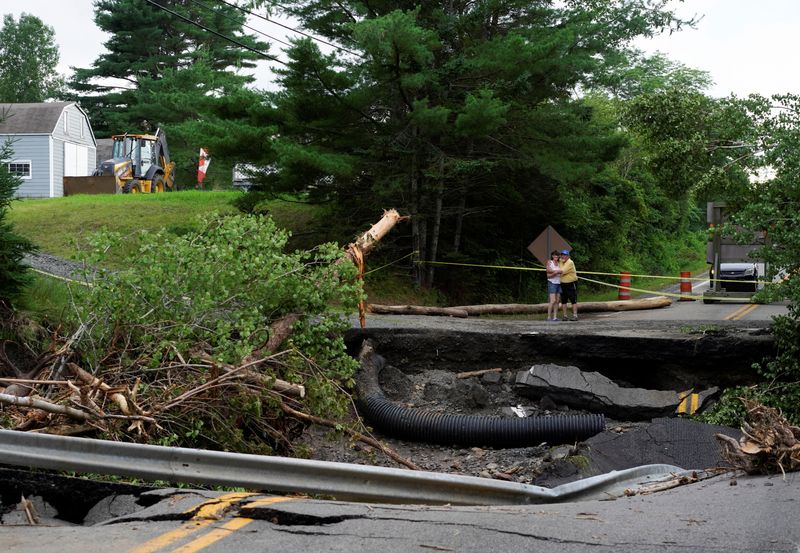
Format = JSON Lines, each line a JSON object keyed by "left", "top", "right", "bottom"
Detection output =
{"left": 0, "top": 102, "right": 74, "bottom": 134}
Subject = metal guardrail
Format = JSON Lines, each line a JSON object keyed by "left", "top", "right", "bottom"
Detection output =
{"left": 0, "top": 430, "right": 700, "bottom": 506}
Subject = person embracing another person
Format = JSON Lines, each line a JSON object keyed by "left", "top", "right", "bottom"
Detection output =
{"left": 559, "top": 250, "right": 579, "bottom": 321}
{"left": 546, "top": 250, "right": 562, "bottom": 321}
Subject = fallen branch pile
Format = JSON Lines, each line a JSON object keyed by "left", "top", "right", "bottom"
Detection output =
{"left": 716, "top": 399, "right": 800, "bottom": 476}
{"left": 0, "top": 211, "right": 417, "bottom": 469}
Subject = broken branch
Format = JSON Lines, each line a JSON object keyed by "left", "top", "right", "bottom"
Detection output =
{"left": 0, "top": 392, "right": 89, "bottom": 421}
{"left": 456, "top": 368, "right": 503, "bottom": 380}
{"left": 280, "top": 402, "right": 421, "bottom": 471}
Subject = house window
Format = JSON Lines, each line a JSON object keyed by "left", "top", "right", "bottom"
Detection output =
{"left": 6, "top": 161, "right": 32, "bottom": 179}
{"left": 63, "top": 113, "right": 68, "bottom": 134}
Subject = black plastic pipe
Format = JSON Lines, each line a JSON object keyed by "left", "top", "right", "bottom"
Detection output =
{"left": 359, "top": 393, "right": 605, "bottom": 448}
{"left": 354, "top": 340, "right": 605, "bottom": 448}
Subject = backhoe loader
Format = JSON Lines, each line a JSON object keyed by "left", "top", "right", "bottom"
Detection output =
{"left": 95, "top": 128, "right": 176, "bottom": 193}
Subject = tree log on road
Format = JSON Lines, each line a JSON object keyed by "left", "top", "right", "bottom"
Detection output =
{"left": 368, "top": 305, "right": 469, "bottom": 317}
{"left": 369, "top": 296, "right": 671, "bottom": 317}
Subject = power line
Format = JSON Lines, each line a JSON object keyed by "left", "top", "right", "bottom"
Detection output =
{"left": 216, "top": 0, "right": 365, "bottom": 58}
{"left": 141, "top": 0, "right": 287, "bottom": 65}
{"left": 186, "top": 0, "right": 294, "bottom": 49}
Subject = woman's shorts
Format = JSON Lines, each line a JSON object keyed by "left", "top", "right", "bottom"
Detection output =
{"left": 547, "top": 281, "right": 561, "bottom": 294}
{"left": 560, "top": 281, "right": 578, "bottom": 304}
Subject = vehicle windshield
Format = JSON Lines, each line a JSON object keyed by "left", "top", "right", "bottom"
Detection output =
{"left": 112, "top": 137, "right": 137, "bottom": 159}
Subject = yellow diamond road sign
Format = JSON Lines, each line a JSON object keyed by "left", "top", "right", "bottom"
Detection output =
{"left": 528, "top": 226, "right": 571, "bottom": 266}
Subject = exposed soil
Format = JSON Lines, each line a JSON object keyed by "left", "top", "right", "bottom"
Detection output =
{"left": 299, "top": 319, "right": 771, "bottom": 485}
{"left": 298, "top": 361, "right": 618, "bottom": 486}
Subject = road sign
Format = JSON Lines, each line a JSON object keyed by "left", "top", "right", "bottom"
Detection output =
{"left": 528, "top": 226, "right": 571, "bottom": 266}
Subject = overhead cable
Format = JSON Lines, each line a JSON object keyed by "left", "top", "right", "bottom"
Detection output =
{"left": 141, "top": 0, "right": 287, "bottom": 65}
{"left": 216, "top": 0, "right": 365, "bottom": 58}
{"left": 186, "top": 0, "right": 294, "bottom": 48}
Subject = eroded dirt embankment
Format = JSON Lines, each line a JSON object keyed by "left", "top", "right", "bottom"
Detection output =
{"left": 296, "top": 318, "right": 771, "bottom": 484}
{"left": 346, "top": 318, "right": 774, "bottom": 390}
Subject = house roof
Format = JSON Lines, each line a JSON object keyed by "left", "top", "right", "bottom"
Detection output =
{"left": 0, "top": 102, "right": 74, "bottom": 134}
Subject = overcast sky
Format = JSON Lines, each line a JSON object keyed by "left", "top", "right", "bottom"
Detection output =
{"left": 4, "top": 0, "right": 800, "bottom": 97}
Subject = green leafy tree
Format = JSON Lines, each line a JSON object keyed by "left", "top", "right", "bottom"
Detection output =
{"left": 0, "top": 136, "right": 35, "bottom": 305}
{"left": 70, "top": 0, "right": 270, "bottom": 186}
{"left": 228, "top": 0, "right": 697, "bottom": 295}
{"left": 0, "top": 13, "right": 65, "bottom": 102}
{"left": 637, "top": 91, "right": 800, "bottom": 424}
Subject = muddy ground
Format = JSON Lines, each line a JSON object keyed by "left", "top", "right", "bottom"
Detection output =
{"left": 298, "top": 319, "right": 769, "bottom": 486}
{"left": 299, "top": 363, "right": 615, "bottom": 486}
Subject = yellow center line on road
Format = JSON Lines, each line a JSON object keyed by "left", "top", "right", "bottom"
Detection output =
{"left": 724, "top": 303, "right": 759, "bottom": 321}
{"left": 168, "top": 496, "right": 293, "bottom": 553}
{"left": 127, "top": 492, "right": 256, "bottom": 553}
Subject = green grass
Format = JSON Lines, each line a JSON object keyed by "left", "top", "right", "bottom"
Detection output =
{"left": 17, "top": 273, "right": 77, "bottom": 326}
{"left": 8, "top": 191, "right": 240, "bottom": 257}
{"left": 7, "top": 191, "right": 338, "bottom": 268}
{"left": 9, "top": 191, "right": 710, "bottom": 310}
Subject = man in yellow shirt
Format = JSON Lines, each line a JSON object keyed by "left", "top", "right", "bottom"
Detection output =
{"left": 559, "top": 250, "right": 578, "bottom": 321}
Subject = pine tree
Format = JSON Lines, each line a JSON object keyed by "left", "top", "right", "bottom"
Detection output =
{"left": 0, "top": 137, "right": 35, "bottom": 305}
{"left": 250, "top": 1, "right": 692, "bottom": 290}
{"left": 70, "top": 0, "right": 269, "bottom": 137}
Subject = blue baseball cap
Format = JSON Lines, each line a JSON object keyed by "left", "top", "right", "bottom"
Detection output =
{"left": 561, "top": 250, "right": 570, "bottom": 255}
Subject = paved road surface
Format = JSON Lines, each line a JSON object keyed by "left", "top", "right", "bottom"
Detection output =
{"left": 1, "top": 472, "right": 797, "bottom": 553}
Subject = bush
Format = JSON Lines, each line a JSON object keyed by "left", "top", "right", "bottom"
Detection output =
{"left": 73, "top": 213, "right": 364, "bottom": 453}
{"left": 702, "top": 307, "right": 800, "bottom": 427}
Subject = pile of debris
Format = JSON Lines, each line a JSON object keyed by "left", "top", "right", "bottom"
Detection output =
{"left": 717, "top": 399, "right": 800, "bottom": 475}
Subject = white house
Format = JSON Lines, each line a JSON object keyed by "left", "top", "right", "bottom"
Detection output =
{"left": 0, "top": 102, "right": 97, "bottom": 198}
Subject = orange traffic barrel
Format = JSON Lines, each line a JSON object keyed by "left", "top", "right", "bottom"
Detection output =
{"left": 679, "top": 271, "right": 694, "bottom": 301}
{"left": 618, "top": 272, "right": 631, "bottom": 300}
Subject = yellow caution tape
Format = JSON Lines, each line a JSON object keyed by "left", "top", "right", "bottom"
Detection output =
{"left": 418, "top": 260, "right": 765, "bottom": 286}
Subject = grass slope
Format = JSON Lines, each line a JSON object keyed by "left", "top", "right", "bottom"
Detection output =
{"left": 8, "top": 191, "right": 240, "bottom": 257}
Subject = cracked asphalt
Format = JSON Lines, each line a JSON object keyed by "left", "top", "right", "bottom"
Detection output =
{"left": 1, "top": 473, "right": 797, "bottom": 553}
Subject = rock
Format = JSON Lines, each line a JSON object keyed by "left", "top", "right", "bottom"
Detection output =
{"left": 481, "top": 371, "right": 502, "bottom": 385}
{"left": 539, "top": 395, "right": 558, "bottom": 411}
{"left": 378, "top": 365, "right": 413, "bottom": 400}
{"left": 548, "top": 445, "right": 573, "bottom": 462}
{"left": 469, "top": 383, "right": 490, "bottom": 407}
{"left": 471, "top": 447, "right": 485, "bottom": 458}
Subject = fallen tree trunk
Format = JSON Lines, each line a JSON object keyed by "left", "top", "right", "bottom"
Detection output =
{"left": 369, "top": 296, "right": 671, "bottom": 317}
{"left": 367, "top": 305, "right": 469, "bottom": 317}
{"left": 345, "top": 209, "right": 406, "bottom": 262}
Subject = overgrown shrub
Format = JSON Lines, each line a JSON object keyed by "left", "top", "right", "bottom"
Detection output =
{"left": 703, "top": 307, "right": 800, "bottom": 427}
{"left": 73, "top": 213, "right": 363, "bottom": 453}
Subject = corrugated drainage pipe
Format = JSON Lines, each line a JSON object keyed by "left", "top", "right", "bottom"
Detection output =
{"left": 355, "top": 340, "right": 605, "bottom": 448}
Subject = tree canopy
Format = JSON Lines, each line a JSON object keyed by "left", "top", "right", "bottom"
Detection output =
{"left": 197, "top": 0, "right": 696, "bottom": 293}
{"left": 0, "top": 13, "right": 65, "bottom": 102}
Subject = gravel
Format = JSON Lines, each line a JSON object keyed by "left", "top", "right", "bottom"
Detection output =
{"left": 24, "top": 253, "right": 91, "bottom": 283}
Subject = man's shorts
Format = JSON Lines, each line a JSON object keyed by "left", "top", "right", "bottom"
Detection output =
{"left": 547, "top": 281, "right": 561, "bottom": 294}
{"left": 560, "top": 281, "right": 578, "bottom": 304}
